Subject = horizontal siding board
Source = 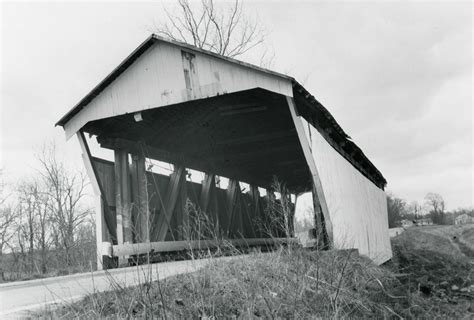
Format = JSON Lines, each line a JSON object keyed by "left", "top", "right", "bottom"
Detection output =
{"left": 64, "top": 41, "right": 293, "bottom": 139}
{"left": 309, "top": 126, "right": 391, "bottom": 264}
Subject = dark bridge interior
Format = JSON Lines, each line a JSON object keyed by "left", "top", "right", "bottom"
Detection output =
{"left": 84, "top": 88, "right": 313, "bottom": 193}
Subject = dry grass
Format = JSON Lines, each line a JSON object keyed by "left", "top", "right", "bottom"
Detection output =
{"left": 461, "top": 226, "right": 474, "bottom": 252}
{"left": 31, "top": 209, "right": 474, "bottom": 320}
{"left": 420, "top": 224, "right": 474, "bottom": 254}
{"left": 394, "top": 226, "right": 463, "bottom": 257}
{"left": 398, "top": 224, "right": 474, "bottom": 259}
{"left": 390, "top": 226, "right": 474, "bottom": 318}
{"left": 34, "top": 248, "right": 396, "bottom": 319}
{"left": 34, "top": 236, "right": 474, "bottom": 319}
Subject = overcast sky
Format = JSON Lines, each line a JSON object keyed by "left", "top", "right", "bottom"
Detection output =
{"left": 1, "top": 1, "right": 472, "bottom": 210}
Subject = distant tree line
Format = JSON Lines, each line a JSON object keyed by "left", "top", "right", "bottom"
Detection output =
{"left": 387, "top": 192, "right": 473, "bottom": 228}
{"left": 0, "top": 143, "right": 95, "bottom": 282}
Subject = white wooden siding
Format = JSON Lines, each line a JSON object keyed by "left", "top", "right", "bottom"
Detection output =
{"left": 301, "top": 118, "right": 392, "bottom": 264}
{"left": 64, "top": 41, "right": 293, "bottom": 139}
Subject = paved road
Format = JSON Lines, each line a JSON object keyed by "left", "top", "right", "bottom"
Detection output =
{"left": 0, "top": 256, "right": 235, "bottom": 319}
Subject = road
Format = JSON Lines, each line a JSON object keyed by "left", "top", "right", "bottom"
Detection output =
{"left": 0, "top": 256, "right": 235, "bottom": 319}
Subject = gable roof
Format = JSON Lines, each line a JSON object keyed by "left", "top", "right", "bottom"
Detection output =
{"left": 55, "top": 34, "right": 291, "bottom": 127}
{"left": 56, "top": 34, "right": 387, "bottom": 188}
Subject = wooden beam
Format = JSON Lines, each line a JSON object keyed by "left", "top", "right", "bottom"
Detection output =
{"left": 295, "top": 94, "right": 385, "bottom": 189}
{"left": 122, "top": 153, "right": 133, "bottom": 244}
{"left": 77, "top": 133, "right": 118, "bottom": 242}
{"left": 114, "top": 151, "right": 123, "bottom": 245}
{"left": 226, "top": 180, "right": 243, "bottom": 237}
{"left": 249, "top": 185, "right": 262, "bottom": 237}
{"left": 130, "top": 157, "right": 139, "bottom": 242}
{"left": 98, "top": 137, "right": 279, "bottom": 191}
{"left": 312, "top": 186, "right": 329, "bottom": 249}
{"left": 175, "top": 169, "right": 187, "bottom": 240}
{"left": 216, "top": 129, "right": 296, "bottom": 146}
{"left": 286, "top": 96, "right": 333, "bottom": 248}
{"left": 113, "top": 237, "right": 298, "bottom": 257}
{"left": 131, "top": 154, "right": 150, "bottom": 243}
{"left": 200, "top": 173, "right": 215, "bottom": 213}
{"left": 241, "top": 192, "right": 257, "bottom": 238}
{"left": 76, "top": 131, "right": 109, "bottom": 270}
{"left": 265, "top": 189, "right": 277, "bottom": 236}
{"left": 101, "top": 137, "right": 182, "bottom": 165}
{"left": 114, "top": 150, "right": 133, "bottom": 245}
{"left": 156, "top": 166, "right": 185, "bottom": 241}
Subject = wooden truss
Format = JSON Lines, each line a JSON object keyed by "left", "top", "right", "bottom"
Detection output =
{"left": 78, "top": 134, "right": 303, "bottom": 270}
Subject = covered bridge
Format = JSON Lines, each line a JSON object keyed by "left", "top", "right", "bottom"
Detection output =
{"left": 56, "top": 34, "right": 391, "bottom": 269}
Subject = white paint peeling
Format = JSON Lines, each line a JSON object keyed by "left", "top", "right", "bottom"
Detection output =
{"left": 309, "top": 125, "right": 392, "bottom": 264}
{"left": 64, "top": 41, "right": 293, "bottom": 139}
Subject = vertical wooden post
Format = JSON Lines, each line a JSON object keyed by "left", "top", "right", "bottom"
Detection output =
{"left": 156, "top": 165, "right": 185, "bottom": 241}
{"left": 200, "top": 173, "right": 219, "bottom": 236}
{"left": 226, "top": 180, "right": 243, "bottom": 238}
{"left": 114, "top": 150, "right": 133, "bottom": 245}
{"left": 266, "top": 189, "right": 277, "bottom": 236}
{"left": 130, "top": 157, "right": 139, "bottom": 242}
{"left": 241, "top": 191, "right": 256, "bottom": 238}
{"left": 290, "top": 193, "right": 296, "bottom": 237}
{"left": 77, "top": 131, "right": 108, "bottom": 270}
{"left": 286, "top": 193, "right": 295, "bottom": 238}
{"left": 131, "top": 154, "right": 150, "bottom": 243}
{"left": 114, "top": 150, "right": 125, "bottom": 245}
{"left": 121, "top": 154, "right": 132, "bottom": 244}
{"left": 137, "top": 154, "right": 150, "bottom": 243}
{"left": 312, "top": 186, "right": 329, "bottom": 249}
{"left": 200, "top": 173, "right": 215, "bottom": 213}
{"left": 249, "top": 185, "right": 262, "bottom": 237}
{"left": 286, "top": 96, "right": 333, "bottom": 248}
{"left": 175, "top": 169, "right": 187, "bottom": 240}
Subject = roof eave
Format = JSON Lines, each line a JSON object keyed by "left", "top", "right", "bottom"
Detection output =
{"left": 55, "top": 34, "right": 157, "bottom": 127}
{"left": 55, "top": 34, "right": 293, "bottom": 128}
{"left": 292, "top": 80, "right": 387, "bottom": 188}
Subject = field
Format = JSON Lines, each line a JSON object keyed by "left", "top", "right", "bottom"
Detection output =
{"left": 389, "top": 224, "right": 473, "bottom": 316}
{"left": 35, "top": 225, "right": 474, "bottom": 319}
{"left": 394, "top": 224, "right": 474, "bottom": 258}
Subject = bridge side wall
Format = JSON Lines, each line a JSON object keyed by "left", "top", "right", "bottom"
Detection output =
{"left": 302, "top": 119, "right": 392, "bottom": 264}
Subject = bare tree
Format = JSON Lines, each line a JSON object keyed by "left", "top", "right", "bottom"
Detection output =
{"left": 424, "top": 192, "right": 446, "bottom": 224}
{"left": 155, "top": 0, "right": 268, "bottom": 59}
{"left": 386, "top": 193, "right": 407, "bottom": 228}
{"left": 17, "top": 180, "right": 51, "bottom": 274}
{"left": 34, "top": 190, "right": 50, "bottom": 274}
{"left": 17, "top": 182, "right": 39, "bottom": 273}
{"left": 0, "top": 206, "right": 18, "bottom": 280}
{"left": 424, "top": 193, "right": 445, "bottom": 213}
{"left": 0, "top": 206, "right": 17, "bottom": 254}
{"left": 37, "top": 143, "right": 89, "bottom": 267}
{"left": 0, "top": 172, "right": 15, "bottom": 252}
{"left": 0, "top": 171, "right": 18, "bottom": 279}
{"left": 408, "top": 201, "right": 422, "bottom": 219}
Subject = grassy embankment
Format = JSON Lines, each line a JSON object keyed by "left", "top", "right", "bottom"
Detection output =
{"left": 36, "top": 225, "right": 474, "bottom": 319}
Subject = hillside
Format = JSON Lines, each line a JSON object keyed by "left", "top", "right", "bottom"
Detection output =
{"left": 393, "top": 224, "right": 474, "bottom": 259}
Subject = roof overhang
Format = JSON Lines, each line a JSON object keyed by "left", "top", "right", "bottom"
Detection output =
{"left": 55, "top": 34, "right": 292, "bottom": 128}
{"left": 56, "top": 34, "right": 387, "bottom": 189}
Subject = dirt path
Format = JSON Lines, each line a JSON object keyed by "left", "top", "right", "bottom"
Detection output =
{"left": 0, "top": 256, "right": 237, "bottom": 319}
{"left": 453, "top": 235, "right": 474, "bottom": 259}
{"left": 415, "top": 225, "right": 474, "bottom": 260}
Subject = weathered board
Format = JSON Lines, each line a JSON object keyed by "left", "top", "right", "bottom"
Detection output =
{"left": 92, "top": 157, "right": 117, "bottom": 243}
{"left": 91, "top": 157, "right": 288, "bottom": 245}
{"left": 300, "top": 118, "right": 392, "bottom": 264}
{"left": 64, "top": 40, "right": 293, "bottom": 139}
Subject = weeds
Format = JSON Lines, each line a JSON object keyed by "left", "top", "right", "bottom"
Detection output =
{"left": 32, "top": 191, "right": 474, "bottom": 319}
{"left": 31, "top": 247, "right": 421, "bottom": 318}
